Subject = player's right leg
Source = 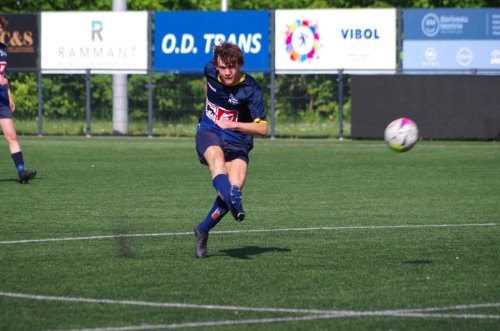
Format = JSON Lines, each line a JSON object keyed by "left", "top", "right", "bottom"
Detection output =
{"left": 0, "top": 114, "right": 37, "bottom": 184}
{"left": 194, "top": 195, "right": 229, "bottom": 258}
{"left": 194, "top": 225, "right": 209, "bottom": 259}
{"left": 194, "top": 130, "right": 232, "bottom": 258}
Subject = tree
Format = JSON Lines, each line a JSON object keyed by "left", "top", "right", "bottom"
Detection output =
{"left": 2, "top": 0, "right": 495, "bottom": 128}
{"left": 2, "top": 0, "right": 497, "bottom": 11}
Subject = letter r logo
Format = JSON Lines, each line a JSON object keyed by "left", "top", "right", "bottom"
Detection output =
{"left": 91, "top": 21, "right": 103, "bottom": 41}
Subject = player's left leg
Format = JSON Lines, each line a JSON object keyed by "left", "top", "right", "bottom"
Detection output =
{"left": 226, "top": 158, "right": 248, "bottom": 222}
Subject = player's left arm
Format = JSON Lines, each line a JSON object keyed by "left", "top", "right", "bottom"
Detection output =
{"left": 7, "top": 86, "right": 15, "bottom": 111}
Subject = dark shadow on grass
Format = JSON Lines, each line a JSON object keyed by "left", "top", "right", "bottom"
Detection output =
{"left": 403, "top": 260, "right": 433, "bottom": 264}
{"left": 113, "top": 226, "right": 134, "bottom": 258}
{"left": 0, "top": 178, "right": 19, "bottom": 183}
{"left": 0, "top": 178, "right": 41, "bottom": 184}
{"left": 218, "top": 246, "right": 291, "bottom": 260}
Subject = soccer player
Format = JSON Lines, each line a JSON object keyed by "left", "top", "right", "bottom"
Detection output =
{"left": 0, "top": 16, "right": 37, "bottom": 183}
{"left": 194, "top": 41, "right": 268, "bottom": 259}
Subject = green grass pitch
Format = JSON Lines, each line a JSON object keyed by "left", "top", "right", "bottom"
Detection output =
{"left": 0, "top": 137, "right": 499, "bottom": 330}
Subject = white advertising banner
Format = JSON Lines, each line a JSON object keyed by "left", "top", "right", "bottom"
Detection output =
{"left": 41, "top": 12, "right": 148, "bottom": 73}
{"left": 275, "top": 9, "right": 396, "bottom": 73}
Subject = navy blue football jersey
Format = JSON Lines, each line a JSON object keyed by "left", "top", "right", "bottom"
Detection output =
{"left": 198, "top": 61, "right": 266, "bottom": 150}
{"left": 0, "top": 43, "right": 8, "bottom": 107}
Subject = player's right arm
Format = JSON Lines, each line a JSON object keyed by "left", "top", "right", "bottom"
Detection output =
{"left": 215, "top": 118, "right": 268, "bottom": 136}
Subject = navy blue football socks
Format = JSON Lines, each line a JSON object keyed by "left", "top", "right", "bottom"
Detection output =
{"left": 11, "top": 151, "right": 25, "bottom": 173}
{"left": 198, "top": 174, "right": 246, "bottom": 232}
{"left": 212, "top": 174, "right": 232, "bottom": 208}
{"left": 197, "top": 174, "right": 233, "bottom": 233}
{"left": 198, "top": 196, "right": 228, "bottom": 233}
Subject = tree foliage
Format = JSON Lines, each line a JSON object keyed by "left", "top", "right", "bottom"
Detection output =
{"left": 1, "top": 0, "right": 495, "bottom": 123}
{"left": 1, "top": 0, "right": 496, "bottom": 12}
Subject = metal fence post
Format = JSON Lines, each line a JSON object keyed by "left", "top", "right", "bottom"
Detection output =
{"left": 37, "top": 68, "right": 43, "bottom": 136}
{"left": 397, "top": 6, "right": 403, "bottom": 73}
{"left": 269, "top": 72, "right": 276, "bottom": 139}
{"left": 269, "top": 9, "right": 276, "bottom": 139}
{"left": 147, "top": 68, "right": 153, "bottom": 138}
{"left": 147, "top": 10, "right": 153, "bottom": 138}
{"left": 337, "top": 69, "right": 344, "bottom": 140}
{"left": 85, "top": 69, "right": 91, "bottom": 138}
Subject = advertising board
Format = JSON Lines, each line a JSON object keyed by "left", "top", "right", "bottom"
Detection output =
{"left": 154, "top": 11, "right": 270, "bottom": 73}
{"left": 275, "top": 9, "right": 397, "bottom": 73}
{"left": 403, "top": 9, "right": 500, "bottom": 70}
{"left": 41, "top": 12, "right": 148, "bottom": 73}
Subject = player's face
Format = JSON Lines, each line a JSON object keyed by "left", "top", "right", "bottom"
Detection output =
{"left": 216, "top": 58, "right": 242, "bottom": 85}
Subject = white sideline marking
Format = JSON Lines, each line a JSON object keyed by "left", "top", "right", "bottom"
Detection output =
{"left": 2, "top": 292, "right": 499, "bottom": 316}
{"left": 0, "top": 292, "right": 496, "bottom": 331}
{"left": 0, "top": 223, "right": 496, "bottom": 245}
{"left": 46, "top": 312, "right": 500, "bottom": 331}
{"left": 0, "top": 291, "right": 340, "bottom": 314}
{"left": 45, "top": 315, "right": 354, "bottom": 331}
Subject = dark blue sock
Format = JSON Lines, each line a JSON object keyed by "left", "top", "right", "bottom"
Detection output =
{"left": 198, "top": 196, "right": 228, "bottom": 233}
{"left": 11, "top": 152, "right": 25, "bottom": 173}
{"left": 212, "top": 174, "right": 232, "bottom": 209}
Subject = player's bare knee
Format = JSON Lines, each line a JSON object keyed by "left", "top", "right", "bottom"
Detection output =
{"left": 4, "top": 133, "right": 18, "bottom": 144}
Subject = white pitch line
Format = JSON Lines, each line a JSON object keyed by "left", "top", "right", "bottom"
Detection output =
{"left": 43, "top": 314, "right": 371, "bottom": 331}
{"left": 47, "top": 312, "right": 500, "bottom": 331}
{"left": 0, "top": 292, "right": 497, "bottom": 331}
{"left": 390, "top": 302, "right": 500, "bottom": 313}
{"left": 0, "top": 223, "right": 496, "bottom": 245}
{"left": 0, "top": 291, "right": 356, "bottom": 314}
{"left": 2, "top": 291, "right": 500, "bottom": 317}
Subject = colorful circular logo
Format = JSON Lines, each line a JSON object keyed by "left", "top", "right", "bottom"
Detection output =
{"left": 285, "top": 19, "right": 320, "bottom": 62}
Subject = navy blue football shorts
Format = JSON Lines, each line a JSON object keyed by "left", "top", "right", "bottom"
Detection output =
{"left": 0, "top": 105, "right": 13, "bottom": 119}
{"left": 196, "top": 129, "right": 249, "bottom": 166}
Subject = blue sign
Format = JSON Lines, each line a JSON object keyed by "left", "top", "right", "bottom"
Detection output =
{"left": 404, "top": 9, "right": 500, "bottom": 40}
{"left": 154, "top": 11, "right": 270, "bottom": 73}
{"left": 403, "top": 40, "right": 500, "bottom": 69}
{"left": 403, "top": 9, "right": 500, "bottom": 70}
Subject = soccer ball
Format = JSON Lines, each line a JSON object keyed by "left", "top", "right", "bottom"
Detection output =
{"left": 384, "top": 118, "right": 419, "bottom": 152}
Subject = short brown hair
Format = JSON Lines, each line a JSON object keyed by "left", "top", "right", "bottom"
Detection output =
{"left": 0, "top": 16, "right": 8, "bottom": 28}
{"left": 212, "top": 41, "right": 244, "bottom": 67}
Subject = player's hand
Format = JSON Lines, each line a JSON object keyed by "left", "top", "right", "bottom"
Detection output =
{"left": 215, "top": 118, "right": 237, "bottom": 130}
{"left": 0, "top": 77, "right": 8, "bottom": 86}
